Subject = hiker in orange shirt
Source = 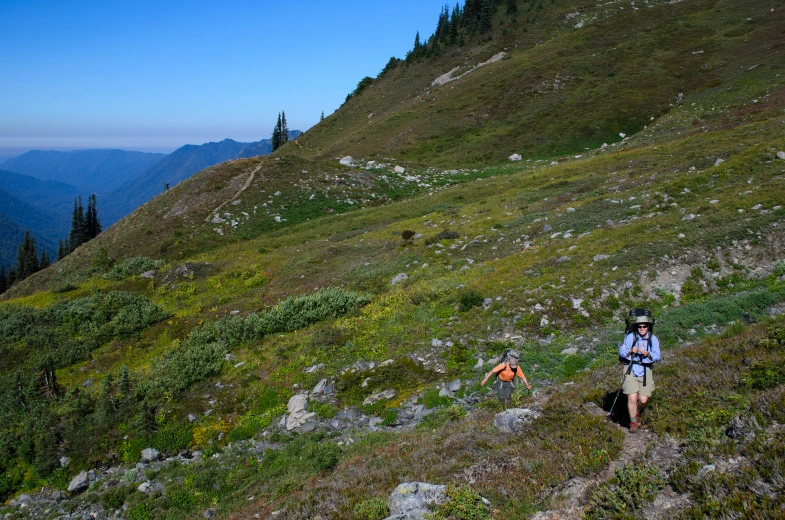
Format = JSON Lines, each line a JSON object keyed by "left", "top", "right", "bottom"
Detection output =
{"left": 480, "top": 349, "right": 532, "bottom": 409}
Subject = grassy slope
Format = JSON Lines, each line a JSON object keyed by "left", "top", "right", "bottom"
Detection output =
{"left": 1, "top": 0, "right": 785, "bottom": 518}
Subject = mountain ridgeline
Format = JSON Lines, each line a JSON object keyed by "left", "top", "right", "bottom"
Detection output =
{"left": 1, "top": 1, "right": 785, "bottom": 519}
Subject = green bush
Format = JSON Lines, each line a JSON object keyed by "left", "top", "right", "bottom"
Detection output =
{"left": 774, "top": 260, "right": 785, "bottom": 277}
{"left": 127, "top": 502, "right": 152, "bottom": 520}
{"left": 354, "top": 497, "right": 390, "bottom": 520}
{"left": 422, "top": 389, "right": 452, "bottom": 408}
{"left": 432, "top": 485, "right": 490, "bottom": 520}
{"left": 149, "top": 341, "right": 226, "bottom": 397}
{"left": 186, "top": 286, "right": 371, "bottom": 349}
{"left": 104, "top": 257, "right": 165, "bottom": 281}
{"left": 151, "top": 423, "right": 192, "bottom": 453}
{"left": 459, "top": 290, "right": 484, "bottom": 312}
{"left": 100, "top": 484, "right": 134, "bottom": 510}
{"left": 585, "top": 457, "right": 664, "bottom": 519}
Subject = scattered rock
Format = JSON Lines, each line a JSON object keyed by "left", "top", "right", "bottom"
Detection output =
{"left": 714, "top": 158, "right": 725, "bottom": 167}
{"left": 543, "top": 224, "right": 553, "bottom": 233}
{"left": 363, "top": 389, "right": 397, "bottom": 406}
{"left": 140, "top": 270, "right": 156, "bottom": 279}
{"left": 387, "top": 482, "right": 447, "bottom": 519}
{"left": 313, "top": 378, "right": 328, "bottom": 395}
{"left": 509, "top": 154, "right": 522, "bottom": 161}
{"left": 67, "top": 471, "right": 90, "bottom": 494}
{"left": 138, "top": 482, "right": 151, "bottom": 493}
{"left": 304, "top": 363, "right": 325, "bottom": 374}
{"left": 391, "top": 273, "right": 409, "bottom": 285}
{"left": 286, "top": 394, "right": 316, "bottom": 431}
{"left": 447, "top": 379, "right": 461, "bottom": 392}
{"left": 394, "top": 165, "right": 406, "bottom": 174}
{"left": 561, "top": 347, "right": 579, "bottom": 355}
{"left": 777, "top": 151, "right": 785, "bottom": 160}
{"left": 593, "top": 254, "right": 610, "bottom": 262}
{"left": 339, "top": 156, "right": 353, "bottom": 166}
{"left": 494, "top": 408, "right": 543, "bottom": 434}
{"left": 141, "top": 448, "right": 161, "bottom": 463}
{"left": 431, "top": 338, "right": 444, "bottom": 347}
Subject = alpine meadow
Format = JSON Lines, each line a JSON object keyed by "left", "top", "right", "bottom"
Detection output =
{"left": 3, "top": 0, "right": 785, "bottom": 519}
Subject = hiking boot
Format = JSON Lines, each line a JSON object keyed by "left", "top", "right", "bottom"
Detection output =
{"left": 629, "top": 422, "right": 639, "bottom": 433}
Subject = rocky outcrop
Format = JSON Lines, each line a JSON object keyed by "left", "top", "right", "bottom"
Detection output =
{"left": 384, "top": 482, "right": 446, "bottom": 520}
{"left": 494, "top": 408, "right": 542, "bottom": 433}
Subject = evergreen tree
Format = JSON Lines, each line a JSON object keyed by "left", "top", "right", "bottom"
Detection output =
{"left": 118, "top": 365, "right": 131, "bottom": 417}
{"left": 69, "top": 195, "right": 89, "bottom": 250}
{"left": 86, "top": 194, "right": 101, "bottom": 238}
{"left": 39, "top": 250, "right": 50, "bottom": 270}
{"left": 0, "top": 266, "right": 6, "bottom": 294}
{"left": 7, "top": 267, "right": 16, "bottom": 286}
{"left": 464, "top": 0, "right": 482, "bottom": 29}
{"left": 16, "top": 231, "right": 39, "bottom": 281}
{"left": 281, "top": 111, "right": 289, "bottom": 145}
{"left": 450, "top": 3, "right": 462, "bottom": 42}
{"left": 479, "top": 0, "right": 494, "bottom": 32}
{"left": 271, "top": 113, "right": 282, "bottom": 152}
{"left": 96, "top": 373, "right": 116, "bottom": 428}
{"left": 320, "top": 111, "right": 324, "bottom": 121}
{"left": 506, "top": 0, "right": 518, "bottom": 14}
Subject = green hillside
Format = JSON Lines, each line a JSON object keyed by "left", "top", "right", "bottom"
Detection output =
{"left": 2, "top": 0, "right": 785, "bottom": 519}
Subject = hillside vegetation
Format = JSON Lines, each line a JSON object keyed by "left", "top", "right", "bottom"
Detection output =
{"left": 2, "top": 0, "right": 785, "bottom": 519}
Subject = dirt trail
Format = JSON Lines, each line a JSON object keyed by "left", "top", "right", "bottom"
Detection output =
{"left": 203, "top": 161, "right": 263, "bottom": 223}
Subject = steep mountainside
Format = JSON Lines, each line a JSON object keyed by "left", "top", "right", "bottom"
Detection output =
{"left": 0, "top": 149, "right": 166, "bottom": 194}
{"left": 101, "top": 134, "right": 301, "bottom": 225}
{"left": 1, "top": 1, "right": 785, "bottom": 519}
{"left": 292, "top": 0, "right": 783, "bottom": 165}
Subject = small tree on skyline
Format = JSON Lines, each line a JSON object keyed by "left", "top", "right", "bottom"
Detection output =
{"left": 271, "top": 112, "right": 282, "bottom": 151}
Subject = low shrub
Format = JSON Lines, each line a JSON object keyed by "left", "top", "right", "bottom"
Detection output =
{"left": 459, "top": 290, "right": 484, "bottom": 312}
{"left": 354, "top": 497, "right": 390, "bottom": 520}
{"left": 104, "top": 257, "right": 165, "bottom": 281}
{"left": 432, "top": 485, "right": 490, "bottom": 520}
{"left": 585, "top": 456, "right": 664, "bottom": 519}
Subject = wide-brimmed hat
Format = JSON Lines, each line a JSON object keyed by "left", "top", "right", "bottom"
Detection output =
{"left": 631, "top": 315, "right": 654, "bottom": 325}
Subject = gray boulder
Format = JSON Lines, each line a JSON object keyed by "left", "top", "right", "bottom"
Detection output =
{"left": 313, "top": 378, "right": 328, "bottom": 395}
{"left": 340, "top": 156, "right": 354, "bottom": 166}
{"left": 67, "top": 471, "right": 90, "bottom": 494}
{"left": 141, "top": 448, "right": 161, "bottom": 463}
{"left": 385, "top": 482, "right": 447, "bottom": 520}
{"left": 286, "top": 394, "right": 316, "bottom": 431}
{"left": 363, "top": 389, "right": 397, "bottom": 406}
{"left": 391, "top": 273, "right": 409, "bottom": 285}
{"left": 494, "top": 408, "right": 543, "bottom": 434}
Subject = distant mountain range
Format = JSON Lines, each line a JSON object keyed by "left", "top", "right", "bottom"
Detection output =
{"left": 0, "top": 149, "right": 166, "bottom": 194}
{"left": 0, "top": 133, "right": 300, "bottom": 267}
{"left": 101, "top": 133, "right": 300, "bottom": 225}
{"left": 0, "top": 184, "right": 61, "bottom": 268}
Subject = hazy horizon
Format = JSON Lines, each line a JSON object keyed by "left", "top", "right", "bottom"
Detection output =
{"left": 1, "top": 1, "right": 446, "bottom": 154}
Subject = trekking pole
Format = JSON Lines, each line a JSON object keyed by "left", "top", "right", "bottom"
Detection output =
{"left": 607, "top": 364, "right": 626, "bottom": 419}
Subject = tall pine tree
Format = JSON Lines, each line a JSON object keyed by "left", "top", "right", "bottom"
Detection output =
{"left": 86, "top": 194, "right": 101, "bottom": 238}
{"left": 280, "top": 111, "right": 289, "bottom": 145}
{"left": 506, "top": 0, "right": 518, "bottom": 14}
{"left": 479, "top": 0, "right": 494, "bottom": 32}
{"left": 271, "top": 113, "right": 282, "bottom": 152}
{"left": 0, "top": 266, "right": 6, "bottom": 294}
{"left": 16, "top": 231, "right": 39, "bottom": 281}
{"left": 69, "top": 195, "right": 89, "bottom": 250}
{"left": 39, "top": 250, "right": 50, "bottom": 270}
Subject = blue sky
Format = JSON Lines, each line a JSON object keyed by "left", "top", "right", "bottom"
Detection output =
{"left": 0, "top": 0, "right": 448, "bottom": 155}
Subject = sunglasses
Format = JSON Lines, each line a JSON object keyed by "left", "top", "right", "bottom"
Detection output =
{"left": 637, "top": 324, "right": 649, "bottom": 329}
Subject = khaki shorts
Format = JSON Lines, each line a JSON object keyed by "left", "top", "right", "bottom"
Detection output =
{"left": 623, "top": 372, "right": 655, "bottom": 397}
